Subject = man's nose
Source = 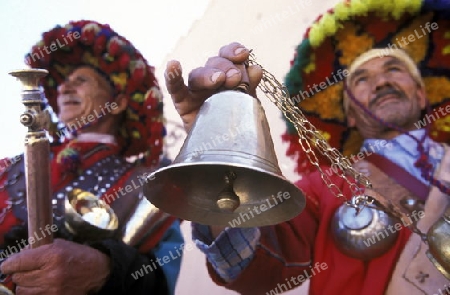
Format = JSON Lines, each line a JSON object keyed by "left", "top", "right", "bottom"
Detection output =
{"left": 57, "top": 80, "right": 74, "bottom": 94}
{"left": 372, "top": 72, "right": 390, "bottom": 91}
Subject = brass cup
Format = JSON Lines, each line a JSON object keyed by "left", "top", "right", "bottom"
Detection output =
{"left": 65, "top": 189, "right": 118, "bottom": 242}
{"left": 331, "top": 203, "right": 399, "bottom": 260}
{"left": 426, "top": 206, "right": 450, "bottom": 280}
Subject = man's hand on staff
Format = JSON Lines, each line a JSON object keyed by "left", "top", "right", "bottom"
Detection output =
{"left": 0, "top": 239, "right": 110, "bottom": 295}
{"left": 165, "top": 42, "right": 262, "bottom": 133}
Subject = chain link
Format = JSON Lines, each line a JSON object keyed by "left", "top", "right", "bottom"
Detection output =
{"left": 248, "top": 52, "right": 372, "bottom": 212}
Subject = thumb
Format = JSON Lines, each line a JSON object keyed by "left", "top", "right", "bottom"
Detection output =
{"left": 248, "top": 64, "right": 263, "bottom": 98}
{"left": 165, "top": 60, "right": 188, "bottom": 104}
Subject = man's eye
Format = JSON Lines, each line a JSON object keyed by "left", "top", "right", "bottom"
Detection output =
{"left": 65, "top": 76, "right": 87, "bottom": 86}
{"left": 387, "top": 66, "right": 401, "bottom": 72}
{"left": 354, "top": 76, "right": 367, "bottom": 85}
{"left": 74, "top": 76, "right": 88, "bottom": 83}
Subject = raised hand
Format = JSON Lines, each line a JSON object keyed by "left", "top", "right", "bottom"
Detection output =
{"left": 165, "top": 42, "right": 262, "bottom": 132}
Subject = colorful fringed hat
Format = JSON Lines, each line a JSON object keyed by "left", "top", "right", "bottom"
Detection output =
{"left": 25, "top": 20, "right": 165, "bottom": 166}
{"left": 283, "top": 0, "right": 450, "bottom": 174}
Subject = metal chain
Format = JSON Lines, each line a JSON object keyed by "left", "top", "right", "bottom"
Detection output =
{"left": 248, "top": 52, "right": 373, "bottom": 212}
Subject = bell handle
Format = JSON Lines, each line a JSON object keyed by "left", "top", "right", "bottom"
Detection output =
{"left": 234, "top": 61, "right": 250, "bottom": 94}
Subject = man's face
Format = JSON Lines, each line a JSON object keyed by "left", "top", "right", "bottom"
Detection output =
{"left": 346, "top": 56, "right": 426, "bottom": 138}
{"left": 57, "top": 66, "right": 114, "bottom": 126}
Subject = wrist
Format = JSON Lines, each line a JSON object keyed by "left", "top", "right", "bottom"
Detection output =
{"left": 86, "top": 241, "right": 112, "bottom": 293}
{"left": 210, "top": 226, "right": 228, "bottom": 239}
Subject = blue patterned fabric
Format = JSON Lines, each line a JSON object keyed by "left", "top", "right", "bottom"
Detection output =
{"left": 362, "top": 129, "right": 444, "bottom": 185}
{"left": 192, "top": 224, "right": 260, "bottom": 282}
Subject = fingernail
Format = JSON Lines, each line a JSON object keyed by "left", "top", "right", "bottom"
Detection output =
{"left": 211, "top": 71, "right": 222, "bottom": 83}
{"left": 234, "top": 47, "right": 247, "bottom": 55}
{"left": 226, "top": 69, "right": 240, "bottom": 78}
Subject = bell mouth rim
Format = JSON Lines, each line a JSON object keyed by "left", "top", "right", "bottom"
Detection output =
{"left": 426, "top": 250, "right": 450, "bottom": 280}
{"left": 145, "top": 162, "right": 306, "bottom": 227}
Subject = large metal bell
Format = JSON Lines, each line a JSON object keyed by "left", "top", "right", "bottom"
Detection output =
{"left": 144, "top": 90, "right": 305, "bottom": 227}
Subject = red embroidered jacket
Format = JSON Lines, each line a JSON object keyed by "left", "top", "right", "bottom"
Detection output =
{"left": 0, "top": 140, "right": 179, "bottom": 294}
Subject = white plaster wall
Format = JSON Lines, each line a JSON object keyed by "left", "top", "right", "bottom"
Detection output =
{"left": 156, "top": 1, "right": 341, "bottom": 294}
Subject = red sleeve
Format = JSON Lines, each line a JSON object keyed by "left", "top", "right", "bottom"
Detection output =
{"left": 0, "top": 157, "right": 23, "bottom": 292}
{"left": 204, "top": 169, "right": 414, "bottom": 295}
{"left": 0, "top": 157, "right": 22, "bottom": 245}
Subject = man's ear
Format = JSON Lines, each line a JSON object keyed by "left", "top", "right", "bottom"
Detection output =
{"left": 347, "top": 108, "right": 356, "bottom": 128}
{"left": 417, "top": 84, "right": 427, "bottom": 109}
{"left": 110, "top": 94, "right": 127, "bottom": 115}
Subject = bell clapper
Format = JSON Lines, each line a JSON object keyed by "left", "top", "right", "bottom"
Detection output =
{"left": 216, "top": 171, "right": 241, "bottom": 213}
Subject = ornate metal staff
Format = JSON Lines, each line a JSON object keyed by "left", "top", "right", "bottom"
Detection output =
{"left": 9, "top": 69, "right": 53, "bottom": 249}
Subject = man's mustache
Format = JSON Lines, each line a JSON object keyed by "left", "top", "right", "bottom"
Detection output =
{"left": 58, "top": 94, "right": 82, "bottom": 105}
{"left": 369, "top": 88, "right": 405, "bottom": 108}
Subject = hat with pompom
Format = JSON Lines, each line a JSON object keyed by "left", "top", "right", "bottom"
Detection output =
{"left": 283, "top": 0, "right": 450, "bottom": 174}
{"left": 25, "top": 20, "right": 164, "bottom": 166}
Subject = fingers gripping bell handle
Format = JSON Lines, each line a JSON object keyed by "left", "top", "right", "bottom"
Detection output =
{"left": 234, "top": 62, "right": 250, "bottom": 94}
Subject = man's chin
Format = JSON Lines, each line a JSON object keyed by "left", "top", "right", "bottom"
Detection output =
{"left": 374, "top": 104, "right": 405, "bottom": 117}
{"left": 378, "top": 114, "right": 408, "bottom": 126}
{"left": 59, "top": 117, "right": 80, "bottom": 128}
